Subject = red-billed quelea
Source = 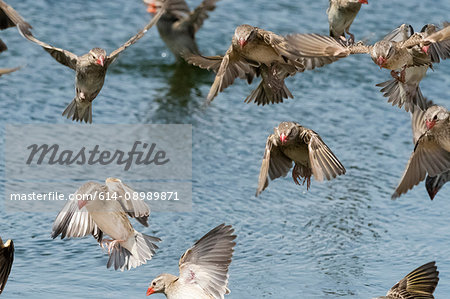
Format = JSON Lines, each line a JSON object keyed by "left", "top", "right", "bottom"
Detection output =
{"left": 377, "top": 23, "right": 450, "bottom": 113}
{"left": 185, "top": 24, "right": 337, "bottom": 105}
{"left": 285, "top": 23, "right": 450, "bottom": 112}
{"left": 52, "top": 178, "right": 161, "bottom": 271}
{"left": 17, "top": 6, "right": 165, "bottom": 123}
{"left": 411, "top": 100, "right": 449, "bottom": 200}
{"left": 0, "top": 237, "right": 14, "bottom": 295}
{"left": 256, "top": 121, "right": 346, "bottom": 196}
{"left": 327, "top": 0, "right": 368, "bottom": 43}
{"left": 0, "top": 0, "right": 31, "bottom": 53}
{"left": 373, "top": 261, "right": 439, "bottom": 299}
{"left": 143, "top": 0, "right": 220, "bottom": 60}
{"left": 392, "top": 104, "right": 450, "bottom": 199}
{"left": 146, "top": 223, "right": 236, "bottom": 298}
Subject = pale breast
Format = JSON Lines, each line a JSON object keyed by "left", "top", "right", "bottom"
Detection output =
{"left": 87, "top": 201, "right": 133, "bottom": 241}
{"left": 282, "top": 143, "right": 310, "bottom": 166}
{"left": 167, "top": 282, "right": 213, "bottom": 299}
{"left": 241, "top": 41, "right": 284, "bottom": 65}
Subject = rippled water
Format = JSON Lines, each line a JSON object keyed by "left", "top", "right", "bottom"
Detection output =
{"left": 1, "top": 0, "right": 450, "bottom": 298}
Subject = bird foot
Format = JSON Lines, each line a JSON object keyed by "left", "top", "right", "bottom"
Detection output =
{"left": 101, "top": 239, "right": 123, "bottom": 254}
{"left": 390, "top": 70, "right": 406, "bottom": 83}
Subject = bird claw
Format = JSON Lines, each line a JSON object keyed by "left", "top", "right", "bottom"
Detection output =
{"left": 101, "top": 239, "right": 122, "bottom": 254}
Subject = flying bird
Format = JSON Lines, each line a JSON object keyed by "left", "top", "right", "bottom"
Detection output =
{"left": 186, "top": 24, "right": 337, "bottom": 105}
{"left": 143, "top": 0, "right": 220, "bottom": 60}
{"left": 327, "top": 0, "right": 368, "bottom": 43}
{"left": 0, "top": 0, "right": 32, "bottom": 53}
{"left": 285, "top": 23, "right": 450, "bottom": 112}
{"left": 373, "top": 261, "right": 439, "bottom": 299}
{"left": 256, "top": 121, "right": 346, "bottom": 196}
{"left": 377, "top": 23, "right": 450, "bottom": 113}
{"left": 18, "top": 6, "right": 165, "bottom": 123}
{"left": 392, "top": 104, "right": 450, "bottom": 199}
{"left": 0, "top": 236, "right": 14, "bottom": 295}
{"left": 412, "top": 100, "right": 449, "bottom": 200}
{"left": 52, "top": 178, "right": 161, "bottom": 271}
{"left": 147, "top": 223, "right": 236, "bottom": 298}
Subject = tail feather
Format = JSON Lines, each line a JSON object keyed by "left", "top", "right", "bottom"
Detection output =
{"left": 62, "top": 98, "right": 93, "bottom": 124}
{"left": 107, "top": 231, "right": 160, "bottom": 271}
{"left": 376, "top": 78, "right": 426, "bottom": 112}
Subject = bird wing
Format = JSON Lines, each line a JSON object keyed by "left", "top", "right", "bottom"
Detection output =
{"left": 386, "top": 261, "right": 439, "bottom": 299}
{"left": 0, "top": 239, "right": 13, "bottom": 295}
{"left": 300, "top": 128, "right": 346, "bottom": 181}
{"left": 392, "top": 133, "right": 450, "bottom": 199}
{"left": 178, "top": 224, "right": 236, "bottom": 299}
{"left": 0, "top": 38, "right": 6, "bottom": 52}
{"left": 176, "top": 0, "right": 220, "bottom": 34}
{"left": 284, "top": 33, "right": 370, "bottom": 58}
{"left": 382, "top": 23, "right": 414, "bottom": 43}
{"left": 411, "top": 99, "right": 434, "bottom": 144}
{"left": 425, "top": 23, "right": 450, "bottom": 44}
{"left": 0, "top": 66, "right": 20, "bottom": 77}
{"left": 255, "top": 134, "right": 292, "bottom": 196}
{"left": 0, "top": 0, "right": 32, "bottom": 31}
{"left": 186, "top": 45, "right": 256, "bottom": 103}
{"left": 106, "top": 4, "right": 166, "bottom": 65}
{"left": 17, "top": 23, "right": 78, "bottom": 70}
{"left": 51, "top": 182, "right": 104, "bottom": 241}
{"left": 422, "top": 23, "right": 450, "bottom": 63}
{"left": 107, "top": 181, "right": 150, "bottom": 227}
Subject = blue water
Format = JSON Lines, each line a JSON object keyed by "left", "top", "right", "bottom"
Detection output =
{"left": 1, "top": 0, "right": 450, "bottom": 298}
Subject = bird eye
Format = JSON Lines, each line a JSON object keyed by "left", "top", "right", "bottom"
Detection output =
{"left": 152, "top": 282, "right": 156, "bottom": 286}
{"left": 433, "top": 115, "right": 437, "bottom": 120}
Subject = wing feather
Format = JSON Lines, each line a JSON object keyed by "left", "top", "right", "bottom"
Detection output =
{"left": 51, "top": 182, "right": 104, "bottom": 241}
{"left": 178, "top": 224, "right": 236, "bottom": 299}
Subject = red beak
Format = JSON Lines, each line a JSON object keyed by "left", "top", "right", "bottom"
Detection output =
{"left": 280, "top": 133, "right": 287, "bottom": 144}
{"left": 239, "top": 38, "right": 247, "bottom": 49}
{"left": 146, "top": 287, "right": 155, "bottom": 296}
{"left": 147, "top": 3, "right": 157, "bottom": 14}
{"left": 77, "top": 199, "right": 87, "bottom": 210}
{"left": 422, "top": 45, "right": 430, "bottom": 54}
{"left": 96, "top": 56, "right": 104, "bottom": 67}
{"left": 426, "top": 120, "right": 436, "bottom": 130}
{"left": 376, "top": 56, "right": 386, "bottom": 69}
{"left": 359, "top": 0, "right": 368, "bottom": 4}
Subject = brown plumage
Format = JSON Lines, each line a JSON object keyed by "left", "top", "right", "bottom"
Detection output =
{"left": 327, "top": 0, "right": 367, "bottom": 42}
{"left": 185, "top": 24, "right": 337, "bottom": 105}
{"left": 285, "top": 23, "right": 450, "bottom": 112}
{"left": 143, "top": 0, "right": 221, "bottom": 60}
{"left": 0, "top": 237, "right": 14, "bottom": 295}
{"left": 392, "top": 105, "right": 450, "bottom": 199}
{"left": 256, "top": 121, "right": 346, "bottom": 196}
{"left": 373, "top": 261, "right": 439, "bottom": 299}
{"left": 18, "top": 5, "right": 165, "bottom": 123}
{"left": 0, "top": 0, "right": 31, "bottom": 53}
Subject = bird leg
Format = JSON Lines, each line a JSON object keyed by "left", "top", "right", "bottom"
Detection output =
{"left": 345, "top": 29, "right": 355, "bottom": 45}
{"left": 390, "top": 68, "right": 406, "bottom": 84}
{"left": 101, "top": 239, "right": 124, "bottom": 254}
{"left": 292, "top": 164, "right": 312, "bottom": 190}
{"left": 292, "top": 164, "right": 301, "bottom": 185}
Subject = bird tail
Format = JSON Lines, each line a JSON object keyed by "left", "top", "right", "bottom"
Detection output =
{"left": 244, "top": 66, "right": 293, "bottom": 106}
{"left": 426, "top": 171, "right": 449, "bottom": 200}
{"left": 107, "top": 230, "right": 160, "bottom": 271}
{"left": 62, "top": 97, "right": 93, "bottom": 124}
{"left": 376, "top": 78, "right": 427, "bottom": 112}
